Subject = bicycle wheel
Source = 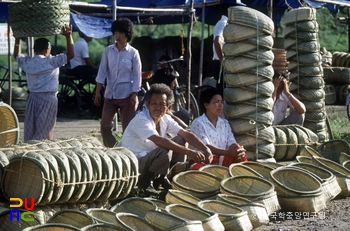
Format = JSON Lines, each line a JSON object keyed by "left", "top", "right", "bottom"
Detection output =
{"left": 325, "top": 114, "right": 334, "bottom": 141}
{"left": 77, "top": 79, "right": 96, "bottom": 110}
{"left": 57, "top": 79, "right": 81, "bottom": 117}
{"left": 174, "top": 90, "right": 200, "bottom": 122}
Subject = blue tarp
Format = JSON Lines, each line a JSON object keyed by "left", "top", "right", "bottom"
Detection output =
{"left": 70, "top": 12, "right": 113, "bottom": 38}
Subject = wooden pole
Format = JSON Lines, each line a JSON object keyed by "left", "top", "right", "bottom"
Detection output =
{"left": 186, "top": 0, "right": 194, "bottom": 111}
{"left": 198, "top": 0, "right": 206, "bottom": 86}
{"left": 7, "top": 22, "right": 12, "bottom": 106}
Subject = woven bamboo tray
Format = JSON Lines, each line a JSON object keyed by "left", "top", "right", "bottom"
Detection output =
{"left": 317, "top": 139, "right": 350, "bottom": 164}
{"left": 165, "top": 189, "right": 201, "bottom": 207}
{"left": 197, "top": 200, "right": 252, "bottom": 231}
{"left": 283, "top": 20, "right": 319, "bottom": 37}
{"left": 273, "top": 126, "right": 288, "bottom": 160}
{"left": 165, "top": 204, "right": 225, "bottom": 231}
{"left": 224, "top": 103, "right": 271, "bottom": 119}
{"left": 312, "top": 156, "right": 350, "bottom": 197}
{"left": 223, "top": 23, "right": 268, "bottom": 42}
{"left": 224, "top": 72, "right": 272, "bottom": 87}
{"left": 289, "top": 162, "right": 341, "bottom": 201}
{"left": 270, "top": 167, "right": 322, "bottom": 196}
{"left": 144, "top": 197, "right": 169, "bottom": 211}
{"left": 241, "top": 161, "right": 275, "bottom": 182}
{"left": 278, "top": 126, "right": 298, "bottom": 160}
{"left": 223, "top": 57, "right": 272, "bottom": 73}
{"left": 278, "top": 192, "right": 326, "bottom": 213}
{"left": 172, "top": 171, "right": 221, "bottom": 199}
{"left": 105, "top": 149, "right": 125, "bottom": 200}
{"left": 145, "top": 210, "right": 203, "bottom": 231}
{"left": 47, "top": 209, "right": 95, "bottom": 228}
{"left": 115, "top": 212, "right": 159, "bottom": 231}
{"left": 110, "top": 197, "right": 157, "bottom": 219}
{"left": 9, "top": 0, "right": 70, "bottom": 37}
{"left": 0, "top": 102, "right": 20, "bottom": 148}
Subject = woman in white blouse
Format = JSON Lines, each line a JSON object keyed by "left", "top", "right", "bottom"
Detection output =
{"left": 190, "top": 87, "right": 246, "bottom": 169}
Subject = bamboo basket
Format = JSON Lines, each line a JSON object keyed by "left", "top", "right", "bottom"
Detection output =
{"left": 22, "top": 223, "right": 80, "bottom": 231}
{"left": 197, "top": 200, "right": 253, "bottom": 231}
{"left": 241, "top": 161, "right": 275, "bottom": 182}
{"left": 165, "top": 204, "right": 225, "bottom": 231}
{"left": 165, "top": 189, "right": 201, "bottom": 207}
{"left": 223, "top": 23, "right": 268, "bottom": 42}
{"left": 110, "top": 197, "right": 157, "bottom": 219}
{"left": 229, "top": 163, "right": 263, "bottom": 178}
{"left": 0, "top": 101, "right": 20, "bottom": 148}
{"left": 317, "top": 139, "right": 350, "bottom": 164}
{"left": 47, "top": 209, "right": 95, "bottom": 228}
{"left": 0, "top": 208, "right": 42, "bottom": 231}
{"left": 273, "top": 126, "right": 288, "bottom": 160}
{"left": 172, "top": 171, "right": 221, "bottom": 199}
{"left": 277, "top": 192, "right": 326, "bottom": 213}
{"left": 85, "top": 208, "right": 117, "bottom": 225}
{"left": 81, "top": 223, "right": 127, "bottom": 231}
{"left": 9, "top": 0, "right": 70, "bottom": 37}
{"left": 144, "top": 197, "right": 169, "bottom": 211}
{"left": 283, "top": 7, "right": 317, "bottom": 24}
{"left": 216, "top": 194, "right": 269, "bottom": 229}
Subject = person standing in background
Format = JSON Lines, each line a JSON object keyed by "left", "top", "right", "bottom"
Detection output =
{"left": 211, "top": 0, "right": 246, "bottom": 95}
{"left": 14, "top": 24, "right": 74, "bottom": 142}
{"left": 94, "top": 17, "right": 142, "bottom": 148}
{"left": 70, "top": 31, "right": 98, "bottom": 81}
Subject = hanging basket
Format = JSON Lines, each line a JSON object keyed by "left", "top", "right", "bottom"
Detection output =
{"left": 9, "top": 0, "right": 70, "bottom": 37}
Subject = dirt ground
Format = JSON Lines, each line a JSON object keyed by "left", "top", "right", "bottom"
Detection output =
{"left": 255, "top": 196, "right": 350, "bottom": 231}
{"left": 15, "top": 108, "right": 350, "bottom": 231}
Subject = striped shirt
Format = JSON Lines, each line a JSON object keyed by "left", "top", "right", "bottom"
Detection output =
{"left": 96, "top": 43, "right": 142, "bottom": 99}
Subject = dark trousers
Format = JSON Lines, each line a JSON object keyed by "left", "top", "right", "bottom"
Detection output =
{"left": 71, "top": 65, "right": 98, "bottom": 82}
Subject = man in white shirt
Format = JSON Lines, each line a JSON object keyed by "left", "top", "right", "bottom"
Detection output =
{"left": 211, "top": 0, "right": 246, "bottom": 94}
{"left": 272, "top": 72, "right": 306, "bottom": 125}
{"left": 122, "top": 83, "right": 213, "bottom": 195}
{"left": 70, "top": 31, "right": 98, "bottom": 81}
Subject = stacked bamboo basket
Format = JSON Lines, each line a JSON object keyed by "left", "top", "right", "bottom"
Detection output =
{"left": 9, "top": 0, "right": 70, "bottom": 37}
{"left": 0, "top": 137, "right": 139, "bottom": 206}
{"left": 283, "top": 7, "right": 328, "bottom": 142}
{"left": 222, "top": 6, "right": 276, "bottom": 161}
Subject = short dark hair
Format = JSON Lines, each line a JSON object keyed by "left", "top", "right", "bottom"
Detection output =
{"left": 111, "top": 17, "right": 134, "bottom": 42}
{"left": 34, "top": 38, "right": 51, "bottom": 52}
{"left": 145, "top": 83, "right": 174, "bottom": 106}
{"left": 158, "top": 55, "right": 171, "bottom": 62}
{"left": 151, "top": 68, "right": 177, "bottom": 88}
{"left": 199, "top": 86, "right": 221, "bottom": 113}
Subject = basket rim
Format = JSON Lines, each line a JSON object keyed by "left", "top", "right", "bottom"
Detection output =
{"left": 197, "top": 199, "right": 248, "bottom": 218}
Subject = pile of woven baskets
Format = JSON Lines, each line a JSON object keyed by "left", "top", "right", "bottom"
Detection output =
{"left": 1, "top": 87, "right": 28, "bottom": 117}
{"left": 273, "top": 124, "right": 319, "bottom": 161}
{"left": 283, "top": 7, "right": 327, "bottom": 142}
{"left": 0, "top": 102, "right": 20, "bottom": 149}
{"left": 9, "top": 0, "right": 70, "bottom": 37}
{"left": 0, "top": 137, "right": 138, "bottom": 206}
{"left": 222, "top": 6, "right": 276, "bottom": 161}
{"left": 323, "top": 66, "right": 350, "bottom": 105}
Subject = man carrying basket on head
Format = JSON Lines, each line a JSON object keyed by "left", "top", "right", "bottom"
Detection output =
{"left": 13, "top": 24, "right": 74, "bottom": 142}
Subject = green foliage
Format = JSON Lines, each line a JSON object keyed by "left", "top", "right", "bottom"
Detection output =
{"left": 329, "top": 116, "right": 350, "bottom": 141}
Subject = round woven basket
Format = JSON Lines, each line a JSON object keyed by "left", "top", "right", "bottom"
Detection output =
{"left": 223, "top": 42, "right": 257, "bottom": 56}
{"left": 270, "top": 167, "right": 322, "bottom": 196}
{"left": 223, "top": 57, "right": 272, "bottom": 73}
{"left": 241, "top": 162, "right": 275, "bottom": 182}
{"left": 285, "top": 40, "right": 320, "bottom": 53}
{"left": 299, "top": 145, "right": 322, "bottom": 158}
{"left": 47, "top": 209, "right": 95, "bottom": 228}
{"left": 273, "top": 126, "right": 288, "bottom": 160}
{"left": 227, "top": 6, "right": 274, "bottom": 34}
{"left": 228, "top": 117, "right": 273, "bottom": 134}
{"left": 9, "top": 0, "right": 70, "bottom": 37}
{"left": 105, "top": 149, "right": 125, "bottom": 200}
{"left": 296, "top": 155, "right": 315, "bottom": 164}
{"left": 0, "top": 208, "right": 42, "bottom": 231}
{"left": 144, "top": 197, "right": 169, "bottom": 211}
{"left": 285, "top": 31, "right": 319, "bottom": 41}
{"left": 145, "top": 210, "right": 203, "bottom": 231}
{"left": 165, "top": 189, "right": 201, "bottom": 207}
{"left": 224, "top": 72, "right": 272, "bottom": 87}
{"left": 224, "top": 83, "right": 274, "bottom": 103}
{"left": 0, "top": 102, "right": 20, "bottom": 148}
{"left": 283, "top": 7, "right": 317, "bottom": 25}
{"left": 115, "top": 212, "right": 159, "bottom": 231}
{"left": 198, "top": 165, "right": 230, "bottom": 181}
{"left": 343, "top": 160, "right": 350, "bottom": 170}
{"left": 339, "top": 152, "right": 350, "bottom": 165}
{"left": 2, "top": 153, "right": 50, "bottom": 205}
{"left": 277, "top": 126, "right": 298, "bottom": 160}
{"left": 277, "top": 192, "right": 325, "bottom": 213}
{"left": 317, "top": 139, "right": 350, "bottom": 164}
{"left": 85, "top": 208, "right": 117, "bottom": 225}
{"left": 294, "top": 76, "right": 325, "bottom": 89}
{"left": 244, "top": 35, "right": 274, "bottom": 49}
{"left": 224, "top": 103, "right": 271, "bottom": 119}
{"left": 283, "top": 20, "right": 319, "bottom": 37}
{"left": 223, "top": 23, "right": 268, "bottom": 42}
{"left": 165, "top": 204, "right": 225, "bottom": 231}
{"left": 197, "top": 200, "right": 253, "bottom": 231}
{"left": 110, "top": 197, "right": 157, "bottom": 219}
{"left": 172, "top": 171, "right": 221, "bottom": 199}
